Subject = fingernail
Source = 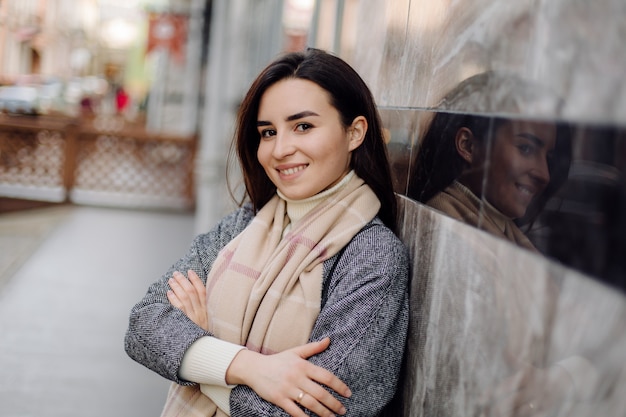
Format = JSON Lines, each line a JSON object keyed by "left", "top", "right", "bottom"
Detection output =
{"left": 340, "top": 406, "right": 347, "bottom": 414}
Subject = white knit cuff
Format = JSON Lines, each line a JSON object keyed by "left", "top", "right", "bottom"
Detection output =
{"left": 200, "top": 384, "right": 233, "bottom": 415}
{"left": 179, "top": 336, "right": 246, "bottom": 387}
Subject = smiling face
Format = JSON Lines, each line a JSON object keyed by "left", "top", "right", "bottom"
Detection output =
{"left": 461, "top": 119, "right": 557, "bottom": 219}
{"left": 256, "top": 78, "right": 366, "bottom": 200}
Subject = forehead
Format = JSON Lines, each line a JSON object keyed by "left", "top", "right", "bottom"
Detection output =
{"left": 258, "top": 78, "right": 332, "bottom": 117}
{"left": 498, "top": 119, "right": 557, "bottom": 148}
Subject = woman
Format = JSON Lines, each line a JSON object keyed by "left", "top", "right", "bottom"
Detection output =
{"left": 408, "top": 104, "right": 571, "bottom": 251}
{"left": 124, "top": 48, "right": 410, "bottom": 417}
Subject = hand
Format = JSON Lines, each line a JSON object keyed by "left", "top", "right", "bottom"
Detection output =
{"left": 480, "top": 363, "right": 574, "bottom": 417}
{"left": 167, "top": 270, "right": 208, "bottom": 331}
{"left": 227, "top": 337, "right": 351, "bottom": 417}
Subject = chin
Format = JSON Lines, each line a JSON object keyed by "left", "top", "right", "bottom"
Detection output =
{"left": 512, "top": 208, "right": 528, "bottom": 220}
{"left": 497, "top": 203, "right": 525, "bottom": 219}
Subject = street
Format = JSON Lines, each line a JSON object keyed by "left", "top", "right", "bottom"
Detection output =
{"left": 0, "top": 204, "right": 196, "bottom": 416}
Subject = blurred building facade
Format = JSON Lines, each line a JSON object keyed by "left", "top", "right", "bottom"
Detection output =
{"left": 0, "top": 0, "right": 207, "bottom": 211}
{"left": 0, "top": 0, "right": 138, "bottom": 81}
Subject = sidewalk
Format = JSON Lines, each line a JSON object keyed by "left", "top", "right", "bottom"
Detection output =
{"left": 0, "top": 204, "right": 196, "bottom": 416}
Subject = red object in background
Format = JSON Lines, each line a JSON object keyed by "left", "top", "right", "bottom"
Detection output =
{"left": 116, "top": 87, "right": 129, "bottom": 113}
{"left": 146, "top": 13, "right": 188, "bottom": 63}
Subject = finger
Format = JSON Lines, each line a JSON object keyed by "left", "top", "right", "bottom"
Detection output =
{"left": 172, "top": 271, "right": 202, "bottom": 312}
{"left": 188, "top": 270, "right": 207, "bottom": 310}
{"left": 173, "top": 271, "right": 196, "bottom": 293}
{"left": 291, "top": 337, "right": 331, "bottom": 359}
{"left": 289, "top": 338, "right": 351, "bottom": 399}
{"left": 299, "top": 384, "right": 347, "bottom": 416}
{"left": 279, "top": 400, "right": 308, "bottom": 417}
{"left": 166, "top": 289, "right": 184, "bottom": 311}
{"left": 297, "top": 390, "right": 344, "bottom": 417}
{"left": 168, "top": 275, "right": 190, "bottom": 307}
{"left": 273, "top": 390, "right": 308, "bottom": 417}
{"left": 308, "top": 365, "right": 351, "bottom": 399}
{"left": 187, "top": 269, "right": 206, "bottom": 295}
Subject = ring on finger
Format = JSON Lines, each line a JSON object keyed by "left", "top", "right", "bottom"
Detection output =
{"left": 297, "top": 391, "right": 305, "bottom": 403}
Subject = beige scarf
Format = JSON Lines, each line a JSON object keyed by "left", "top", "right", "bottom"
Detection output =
{"left": 427, "top": 181, "right": 538, "bottom": 252}
{"left": 160, "top": 174, "right": 380, "bottom": 417}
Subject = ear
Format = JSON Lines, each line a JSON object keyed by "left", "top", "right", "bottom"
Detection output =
{"left": 455, "top": 127, "right": 475, "bottom": 164}
{"left": 347, "top": 116, "right": 368, "bottom": 151}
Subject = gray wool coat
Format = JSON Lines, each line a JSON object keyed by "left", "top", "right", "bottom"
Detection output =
{"left": 125, "top": 204, "right": 409, "bottom": 416}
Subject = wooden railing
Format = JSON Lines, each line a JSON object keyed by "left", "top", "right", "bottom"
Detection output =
{"left": 0, "top": 114, "right": 197, "bottom": 211}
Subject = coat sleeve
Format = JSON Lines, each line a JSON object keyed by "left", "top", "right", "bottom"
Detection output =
{"left": 124, "top": 206, "right": 254, "bottom": 384}
{"left": 229, "top": 222, "right": 410, "bottom": 416}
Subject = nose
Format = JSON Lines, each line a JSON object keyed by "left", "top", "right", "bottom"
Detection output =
{"left": 530, "top": 155, "right": 550, "bottom": 186}
{"left": 271, "top": 131, "right": 295, "bottom": 159}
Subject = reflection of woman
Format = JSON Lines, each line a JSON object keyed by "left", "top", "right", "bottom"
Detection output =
{"left": 125, "top": 48, "right": 409, "bottom": 417}
{"left": 408, "top": 111, "right": 571, "bottom": 251}
{"left": 405, "top": 74, "right": 590, "bottom": 417}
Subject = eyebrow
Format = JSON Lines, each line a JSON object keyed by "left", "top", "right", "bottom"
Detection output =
{"left": 257, "top": 110, "right": 320, "bottom": 127}
{"left": 286, "top": 110, "right": 319, "bottom": 121}
{"left": 516, "top": 133, "right": 545, "bottom": 147}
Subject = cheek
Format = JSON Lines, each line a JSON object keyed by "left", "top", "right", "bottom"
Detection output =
{"left": 256, "top": 143, "right": 269, "bottom": 167}
{"left": 488, "top": 149, "right": 519, "bottom": 181}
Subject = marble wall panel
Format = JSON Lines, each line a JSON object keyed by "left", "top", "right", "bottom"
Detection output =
{"left": 343, "top": 0, "right": 396, "bottom": 100}
{"left": 348, "top": 0, "right": 626, "bottom": 125}
{"left": 388, "top": 195, "right": 626, "bottom": 417}
{"left": 532, "top": 0, "right": 626, "bottom": 124}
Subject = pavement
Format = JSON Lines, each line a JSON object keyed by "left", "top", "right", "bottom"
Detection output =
{"left": 0, "top": 204, "right": 197, "bottom": 417}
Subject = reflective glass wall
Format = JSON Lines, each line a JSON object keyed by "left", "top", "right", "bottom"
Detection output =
{"left": 383, "top": 107, "right": 626, "bottom": 292}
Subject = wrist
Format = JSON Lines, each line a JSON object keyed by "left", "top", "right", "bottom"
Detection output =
{"left": 225, "top": 348, "right": 256, "bottom": 386}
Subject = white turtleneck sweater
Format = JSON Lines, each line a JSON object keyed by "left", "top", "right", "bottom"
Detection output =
{"left": 177, "top": 171, "right": 355, "bottom": 414}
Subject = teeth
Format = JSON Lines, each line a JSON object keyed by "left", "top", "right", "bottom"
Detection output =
{"left": 518, "top": 185, "right": 533, "bottom": 195}
{"left": 280, "top": 166, "right": 305, "bottom": 175}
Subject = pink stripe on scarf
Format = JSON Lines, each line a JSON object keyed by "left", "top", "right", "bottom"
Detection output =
{"left": 229, "top": 262, "right": 262, "bottom": 280}
{"left": 285, "top": 233, "right": 321, "bottom": 262}
{"left": 205, "top": 249, "right": 234, "bottom": 295}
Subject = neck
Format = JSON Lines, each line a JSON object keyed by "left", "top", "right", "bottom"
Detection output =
{"left": 453, "top": 180, "right": 510, "bottom": 217}
{"left": 278, "top": 171, "right": 355, "bottom": 228}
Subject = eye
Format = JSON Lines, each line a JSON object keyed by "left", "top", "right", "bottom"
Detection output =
{"left": 260, "top": 128, "right": 276, "bottom": 139}
{"left": 295, "top": 122, "right": 313, "bottom": 132}
{"left": 517, "top": 144, "right": 533, "bottom": 155}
